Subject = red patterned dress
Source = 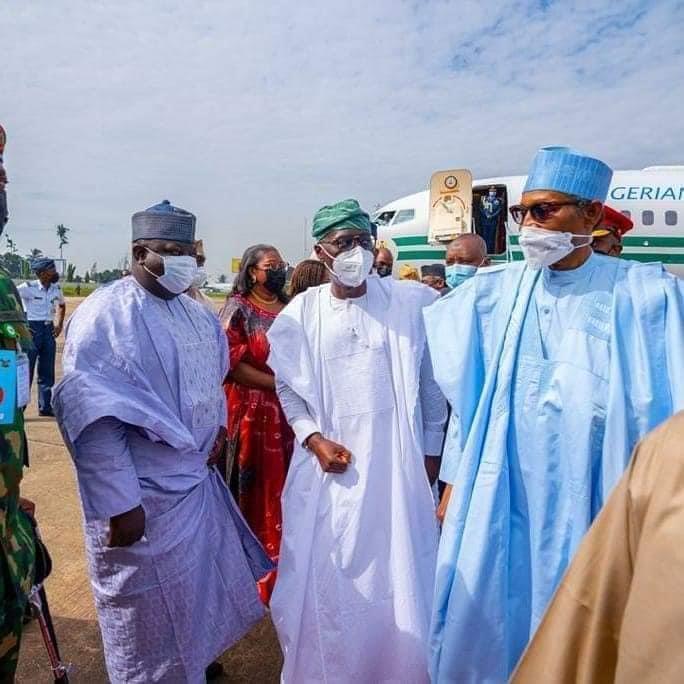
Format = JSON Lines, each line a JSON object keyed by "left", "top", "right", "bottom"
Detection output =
{"left": 219, "top": 294, "right": 294, "bottom": 603}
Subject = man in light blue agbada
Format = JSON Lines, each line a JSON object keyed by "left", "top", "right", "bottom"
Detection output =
{"left": 424, "top": 146, "right": 684, "bottom": 683}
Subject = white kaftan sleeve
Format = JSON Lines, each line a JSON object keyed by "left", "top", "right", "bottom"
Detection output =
{"left": 72, "top": 416, "right": 142, "bottom": 522}
{"left": 419, "top": 346, "right": 447, "bottom": 456}
{"left": 276, "top": 379, "right": 321, "bottom": 446}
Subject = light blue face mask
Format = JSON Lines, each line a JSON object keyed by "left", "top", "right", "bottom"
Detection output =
{"left": 446, "top": 263, "right": 478, "bottom": 289}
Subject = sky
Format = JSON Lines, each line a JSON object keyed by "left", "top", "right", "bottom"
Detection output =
{"left": 1, "top": 0, "right": 683, "bottom": 277}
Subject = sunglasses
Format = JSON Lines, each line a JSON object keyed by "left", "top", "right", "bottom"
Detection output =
{"left": 509, "top": 200, "right": 587, "bottom": 225}
{"left": 255, "top": 262, "right": 288, "bottom": 272}
{"left": 320, "top": 235, "right": 375, "bottom": 252}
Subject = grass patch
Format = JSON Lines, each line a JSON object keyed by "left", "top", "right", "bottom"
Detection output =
{"left": 62, "top": 283, "right": 98, "bottom": 297}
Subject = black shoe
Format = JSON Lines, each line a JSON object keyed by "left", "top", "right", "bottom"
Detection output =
{"left": 22, "top": 602, "right": 34, "bottom": 625}
{"left": 39, "top": 409, "right": 55, "bottom": 417}
{"left": 205, "top": 661, "right": 224, "bottom": 680}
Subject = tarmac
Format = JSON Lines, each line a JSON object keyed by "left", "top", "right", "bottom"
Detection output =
{"left": 16, "top": 298, "right": 282, "bottom": 683}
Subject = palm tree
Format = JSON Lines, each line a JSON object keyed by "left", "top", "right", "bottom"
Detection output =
{"left": 29, "top": 248, "right": 43, "bottom": 259}
{"left": 56, "top": 224, "right": 70, "bottom": 260}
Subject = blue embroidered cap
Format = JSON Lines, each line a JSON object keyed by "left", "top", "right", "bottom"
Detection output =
{"left": 131, "top": 200, "right": 196, "bottom": 244}
{"left": 31, "top": 257, "right": 56, "bottom": 273}
{"left": 523, "top": 146, "right": 613, "bottom": 201}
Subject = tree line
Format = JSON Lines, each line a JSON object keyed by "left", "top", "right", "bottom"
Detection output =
{"left": 2, "top": 223, "right": 128, "bottom": 283}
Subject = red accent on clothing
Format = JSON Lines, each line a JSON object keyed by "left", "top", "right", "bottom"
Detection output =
{"left": 220, "top": 295, "right": 294, "bottom": 604}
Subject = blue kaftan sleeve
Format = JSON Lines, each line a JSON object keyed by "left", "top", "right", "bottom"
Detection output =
{"left": 72, "top": 416, "right": 142, "bottom": 522}
{"left": 424, "top": 278, "right": 488, "bottom": 484}
{"left": 665, "top": 274, "right": 684, "bottom": 410}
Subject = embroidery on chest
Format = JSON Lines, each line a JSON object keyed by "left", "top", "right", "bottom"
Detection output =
{"left": 166, "top": 309, "right": 223, "bottom": 428}
{"left": 580, "top": 294, "right": 613, "bottom": 341}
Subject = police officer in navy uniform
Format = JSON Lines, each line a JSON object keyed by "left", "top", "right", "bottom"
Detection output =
{"left": 17, "top": 259, "right": 66, "bottom": 416}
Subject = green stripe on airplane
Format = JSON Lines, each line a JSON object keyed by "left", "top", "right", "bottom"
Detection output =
{"left": 395, "top": 234, "right": 684, "bottom": 249}
{"left": 507, "top": 251, "right": 684, "bottom": 264}
{"left": 393, "top": 236, "right": 430, "bottom": 246}
{"left": 398, "top": 249, "right": 447, "bottom": 261}
{"left": 507, "top": 235, "right": 684, "bottom": 248}
{"left": 397, "top": 250, "right": 684, "bottom": 264}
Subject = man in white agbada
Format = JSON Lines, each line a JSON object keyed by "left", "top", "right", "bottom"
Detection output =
{"left": 267, "top": 199, "right": 447, "bottom": 682}
{"left": 54, "top": 200, "right": 271, "bottom": 683}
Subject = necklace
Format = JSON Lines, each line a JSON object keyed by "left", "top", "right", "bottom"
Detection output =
{"left": 250, "top": 289, "right": 278, "bottom": 305}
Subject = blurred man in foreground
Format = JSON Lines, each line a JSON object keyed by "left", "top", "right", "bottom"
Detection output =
{"left": 513, "top": 412, "right": 684, "bottom": 683}
{"left": 0, "top": 123, "right": 36, "bottom": 681}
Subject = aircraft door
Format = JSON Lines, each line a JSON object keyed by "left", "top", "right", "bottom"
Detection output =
{"left": 428, "top": 169, "right": 473, "bottom": 244}
{"left": 472, "top": 183, "right": 508, "bottom": 255}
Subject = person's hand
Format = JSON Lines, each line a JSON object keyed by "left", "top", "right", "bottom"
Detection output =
{"left": 108, "top": 505, "right": 146, "bottom": 547}
{"left": 306, "top": 433, "right": 351, "bottom": 474}
{"left": 53, "top": 324, "right": 63, "bottom": 338}
{"left": 207, "top": 426, "right": 227, "bottom": 466}
{"left": 19, "top": 497, "right": 36, "bottom": 518}
{"left": 425, "top": 455, "right": 441, "bottom": 486}
{"left": 436, "top": 484, "right": 453, "bottom": 524}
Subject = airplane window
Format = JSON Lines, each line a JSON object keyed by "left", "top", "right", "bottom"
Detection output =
{"left": 642, "top": 210, "right": 654, "bottom": 226}
{"left": 374, "top": 211, "right": 396, "bottom": 226}
{"left": 665, "top": 210, "right": 677, "bottom": 226}
{"left": 620, "top": 210, "right": 631, "bottom": 219}
{"left": 393, "top": 209, "right": 415, "bottom": 224}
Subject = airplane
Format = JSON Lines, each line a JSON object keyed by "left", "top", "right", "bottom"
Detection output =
{"left": 374, "top": 166, "right": 684, "bottom": 278}
{"left": 202, "top": 281, "right": 232, "bottom": 294}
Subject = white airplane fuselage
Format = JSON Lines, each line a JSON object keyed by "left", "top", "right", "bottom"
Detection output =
{"left": 375, "top": 167, "right": 684, "bottom": 277}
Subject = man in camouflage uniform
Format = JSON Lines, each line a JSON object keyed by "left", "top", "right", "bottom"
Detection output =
{"left": 0, "top": 125, "right": 36, "bottom": 681}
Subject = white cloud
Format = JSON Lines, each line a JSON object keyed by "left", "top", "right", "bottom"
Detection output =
{"left": 1, "top": 0, "right": 682, "bottom": 274}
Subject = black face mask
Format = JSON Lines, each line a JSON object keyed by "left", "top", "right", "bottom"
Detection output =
{"left": 376, "top": 264, "right": 392, "bottom": 278}
{"left": 50, "top": 273, "right": 60, "bottom": 284}
{"left": 264, "top": 267, "right": 286, "bottom": 294}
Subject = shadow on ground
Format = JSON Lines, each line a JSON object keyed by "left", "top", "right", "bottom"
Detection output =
{"left": 19, "top": 614, "right": 281, "bottom": 683}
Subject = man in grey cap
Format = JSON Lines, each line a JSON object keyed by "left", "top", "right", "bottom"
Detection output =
{"left": 54, "top": 200, "right": 271, "bottom": 683}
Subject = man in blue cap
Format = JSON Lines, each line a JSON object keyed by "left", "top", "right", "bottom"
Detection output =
{"left": 17, "top": 257, "right": 66, "bottom": 416}
{"left": 53, "top": 200, "right": 271, "bottom": 682}
{"left": 424, "top": 147, "right": 684, "bottom": 682}
{"left": 267, "top": 199, "right": 447, "bottom": 683}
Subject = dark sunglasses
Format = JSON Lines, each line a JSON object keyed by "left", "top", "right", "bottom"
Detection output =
{"left": 255, "top": 262, "right": 288, "bottom": 272}
{"left": 320, "top": 235, "right": 375, "bottom": 252}
{"left": 509, "top": 200, "right": 587, "bottom": 225}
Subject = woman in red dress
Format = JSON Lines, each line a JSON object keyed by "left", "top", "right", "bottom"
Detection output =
{"left": 219, "top": 244, "right": 294, "bottom": 604}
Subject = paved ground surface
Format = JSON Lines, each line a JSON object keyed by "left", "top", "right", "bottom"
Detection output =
{"left": 16, "top": 297, "right": 283, "bottom": 682}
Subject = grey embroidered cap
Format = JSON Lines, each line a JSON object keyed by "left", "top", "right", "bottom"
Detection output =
{"left": 131, "top": 200, "right": 196, "bottom": 244}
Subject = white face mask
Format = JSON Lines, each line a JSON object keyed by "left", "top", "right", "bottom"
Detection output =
{"left": 321, "top": 245, "right": 374, "bottom": 288}
{"left": 144, "top": 249, "right": 198, "bottom": 294}
{"left": 191, "top": 266, "right": 208, "bottom": 288}
{"left": 518, "top": 225, "right": 593, "bottom": 270}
